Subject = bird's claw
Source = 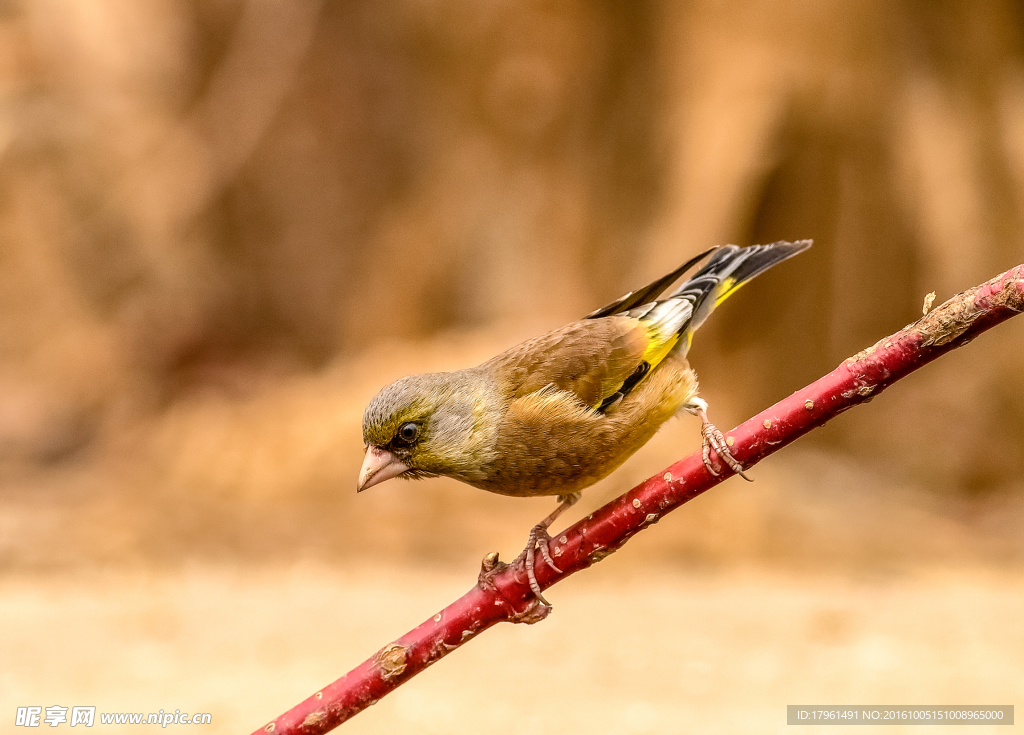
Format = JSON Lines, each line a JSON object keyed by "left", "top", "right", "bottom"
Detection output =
{"left": 478, "top": 549, "right": 551, "bottom": 623}
{"left": 534, "top": 527, "right": 563, "bottom": 574}
{"left": 508, "top": 493, "right": 578, "bottom": 608}
{"left": 482, "top": 541, "right": 556, "bottom": 615}
{"left": 700, "top": 420, "right": 751, "bottom": 481}
{"left": 507, "top": 598, "right": 551, "bottom": 625}
{"left": 511, "top": 524, "right": 561, "bottom": 608}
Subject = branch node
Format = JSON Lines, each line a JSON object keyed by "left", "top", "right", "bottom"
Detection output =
{"left": 302, "top": 712, "right": 327, "bottom": 728}
{"left": 374, "top": 643, "right": 408, "bottom": 682}
{"left": 477, "top": 552, "right": 505, "bottom": 592}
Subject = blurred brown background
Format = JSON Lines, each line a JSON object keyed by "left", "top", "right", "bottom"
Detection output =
{"left": 2, "top": 1, "right": 1024, "bottom": 732}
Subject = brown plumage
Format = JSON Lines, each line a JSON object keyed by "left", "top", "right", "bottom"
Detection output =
{"left": 478, "top": 317, "right": 696, "bottom": 497}
{"left": 358, "top": 240, "right": 811, "bottom": 605}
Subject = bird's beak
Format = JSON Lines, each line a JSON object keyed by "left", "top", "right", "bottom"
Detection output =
{"left": 357, "top": 446, "right": 409, "bottom": 493}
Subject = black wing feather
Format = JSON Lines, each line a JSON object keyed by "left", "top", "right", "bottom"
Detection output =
{"left": 585, "top": 246, "right": 717, "bottom": 320}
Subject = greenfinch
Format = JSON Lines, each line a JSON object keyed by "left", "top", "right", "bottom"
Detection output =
{"left": 359, "top": 241, "right": 810, "bottom": 604}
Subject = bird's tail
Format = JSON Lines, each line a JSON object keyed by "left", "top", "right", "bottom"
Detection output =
{"left": 592, "top": 240, "right": 810, "bottom": 365}
{"left": 675, "top": 240, "right": 812, "bottom": 342}
{"left": 586, "top": 240, "right": 811, "bottom": 365}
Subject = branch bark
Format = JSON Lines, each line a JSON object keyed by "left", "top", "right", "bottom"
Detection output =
{"left": 254, "top": 264, "right": 1024, "bottom": 735}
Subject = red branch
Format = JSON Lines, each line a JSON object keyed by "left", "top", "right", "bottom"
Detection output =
{"left": 255, "top": 264, "right": 1024, "bottom": 735}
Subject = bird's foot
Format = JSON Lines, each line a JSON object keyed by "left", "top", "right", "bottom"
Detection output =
{"left": 477, "top": 549, "right": 552, "bottom": 624}
{"left": 507, "top": 598, "right": 551, "bottom": 625}
{"left": 510, "top": 524, "right": 561, "bottom": 608}
{"left": 508, "top": 493, "right": 579, "bottom": 608}
{"left": 700, "top": 417, "right": 751, "bottom": 481}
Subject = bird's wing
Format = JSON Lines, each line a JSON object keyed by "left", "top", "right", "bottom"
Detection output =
{"left": 584, "top": 247, "right": 716, "bottom": 319}
{"left": 488, "top": 241, "right": 810, "bottom": 414}
{"left": 485, "top": 317, "right": 654, "bottom": 411}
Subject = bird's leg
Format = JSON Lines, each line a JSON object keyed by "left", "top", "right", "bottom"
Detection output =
{"left": 518, "top": 492, "right": 581, "bottom": 607}
{"left": 684, "top": 397, "right": 752, "bottom": 481}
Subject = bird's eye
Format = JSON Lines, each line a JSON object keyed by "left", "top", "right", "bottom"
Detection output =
{"left": 397, "top": 422, "right": 419, "bottom": 443}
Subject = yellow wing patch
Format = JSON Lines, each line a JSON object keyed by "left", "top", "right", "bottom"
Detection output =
{"left": 640, "top": 329, "right": 679, "bottom": 372}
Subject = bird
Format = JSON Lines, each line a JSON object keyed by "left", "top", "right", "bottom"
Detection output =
{"left": 358, "top": 240, "right": 811, "bottom": 605}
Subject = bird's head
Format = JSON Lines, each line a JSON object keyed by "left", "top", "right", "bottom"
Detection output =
{"left": 358, "top": 371, "right": 497, "bottom": 492}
